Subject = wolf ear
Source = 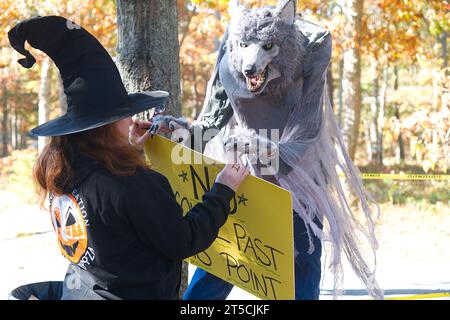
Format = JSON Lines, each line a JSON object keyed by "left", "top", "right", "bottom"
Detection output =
{"left": 229, "top": 0, "right": 243, "bottom": 17}
{"left": 275, "top": 0, "right": 296, "bottom": 24}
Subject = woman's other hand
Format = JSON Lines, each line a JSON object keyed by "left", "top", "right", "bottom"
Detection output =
{"left": 129, "top": 119, "right": 152, "bottom": 150}
{"left": 215, "top": 163, "right": 250, "bottom": 192}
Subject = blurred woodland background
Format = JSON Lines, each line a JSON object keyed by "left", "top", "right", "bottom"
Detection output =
{"left": 0, "top": 0, "right": 448, "bottom": 299}
{"left": 0, "top": 0, "right": 448, "bottom": 206}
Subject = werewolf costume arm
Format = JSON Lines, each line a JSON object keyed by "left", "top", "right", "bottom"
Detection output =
{"left": 277, "top": 21, "right": 332, "bottom": 174}
{"left": 194, "top": 21, "right": 332, "bottom": 176}
{"left": 277, "top": 21, "right": 383, "bottom": 299}
{"left": 190, "top": 29, "right": 234, "bottom": 152}
{"left": 192, "top": 28, "right": 287, "bottom": 174}
{"left": 195, "top": 18, "right": 383, "bottom": 299}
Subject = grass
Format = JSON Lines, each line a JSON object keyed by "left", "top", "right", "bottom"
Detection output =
{"left": 0, "top": 149, "right": 38, "bottom": 210}
{"left": 0, "top": 149, "right": 447, "bottom": 213}
{"left": 363, "top": 179, "right": 449, "bottom": 205}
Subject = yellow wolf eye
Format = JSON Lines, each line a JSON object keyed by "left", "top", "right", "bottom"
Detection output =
{"left": 239, "top": 42, "right": 248, "bottom": 48}
{"left": 263, "top": 43, "right": 273, "bottom": 50}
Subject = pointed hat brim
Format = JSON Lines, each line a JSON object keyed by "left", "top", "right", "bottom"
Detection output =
{"left": 30, "top": 91, "right": 169, "bottom": 137}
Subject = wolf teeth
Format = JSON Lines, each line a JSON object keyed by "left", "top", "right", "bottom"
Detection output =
{"left": 246, "top": 70, "right": 266, "bottom": 91}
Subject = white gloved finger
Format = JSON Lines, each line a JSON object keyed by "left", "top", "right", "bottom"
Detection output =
{"left": 171, "top": 127, "right": 191, "bottom": 143}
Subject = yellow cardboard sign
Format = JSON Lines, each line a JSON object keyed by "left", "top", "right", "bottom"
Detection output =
{"left": 145, "top": 136, "right": 294, "bottom": 300}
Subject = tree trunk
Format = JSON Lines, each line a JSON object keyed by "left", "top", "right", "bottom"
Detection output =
{"left": 11, "top": 107, "right": 18, "bottom": 150}
{"left": 369, "top": 100, "right": 378, "bottom": 163}
{"left": 191, "top": 67, "right": 200, "bottom": 119}
{"left": 394, "top": 106, "right": 404, "bottom": 163}
{"left": 1, "top": 83, "right": 9, "bottom": 157}
{"left": 20, "top": 117, "right": 28, "bottom": 149}
{"left": 38, "top": 57, "right": 53, "bottom": 154}
{"left": 377, "top": 62, "right": 388, "bottom": 166}
{"left": 341, "top": 0, "right": 364, "bottom": 161}
{"left": 179, "top": 4, "right": 197, "bottom": 49}
{"left": 57, "top": 70, "right": 68, "bottom": 114}
{"left": 116, "top": 0, "right": 185, "bottom": 298}
{"left": 369, "top": 63, "right": 380, "bottom": 163}
{"left": 117, "top": 0, "right": 181, "bottom": 117}
{"left": 431, "top": 32, "right": 448, "bottom": 111}
{"left": 393, "top": 66, "right": 404, "bottom": 163}
{"left": 442, "top": 32, "right": 448, "bottom": 69}
{"left": 364, "top": 116, "right": 372, "bottom": 161}
{"left": 369, "top": 60, "right": 387, "bottom": 167}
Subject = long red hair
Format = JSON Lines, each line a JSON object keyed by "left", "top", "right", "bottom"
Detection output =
{"left": 33, "top": 122, "right": 147, "bottom": 208}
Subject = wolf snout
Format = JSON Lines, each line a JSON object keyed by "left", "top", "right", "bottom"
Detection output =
{"left": 243, "top": 65, "right": 257, "bottom": 77}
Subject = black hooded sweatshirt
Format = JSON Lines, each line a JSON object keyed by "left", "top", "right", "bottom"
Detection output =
{"left": 50, "top": 151, "right": 234, "bottom": 300}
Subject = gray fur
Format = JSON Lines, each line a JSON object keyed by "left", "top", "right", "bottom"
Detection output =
{"left": 202, "top": 0, "right": 383, "bottom": 299}
{"left": 227, "top": 0, "right": 306, "bottom": 96}
{"left": 274, "top": 0, "right": 296, "bottom": 23}
{"left": 149, "top": 115, "right": 191, "bottom": 142}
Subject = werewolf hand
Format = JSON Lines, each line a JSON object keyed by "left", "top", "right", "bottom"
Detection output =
{"left": 224, "top": 128, "right": 277, "bottom": 164}
{"left": 148, "top": 115, "right": 192, "bottom": 143}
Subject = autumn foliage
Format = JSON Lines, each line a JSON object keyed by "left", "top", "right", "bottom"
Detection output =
{"left": 0, "top": 0, "right": 448, "bottom": 173}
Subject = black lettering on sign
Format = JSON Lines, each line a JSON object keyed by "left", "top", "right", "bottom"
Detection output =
{"left": 233, "top": 223, "right": 284, "bottom": 271}
{"left": 221, "top": 251, "right": 238, "bottom": 276}
{"left": 189, "top": 165, "right": 238, "bottom": 214}
{"left": 229, "top": 195, "right": 237, "bottom": 215}
{"left": 265, "top": 276, "right": 282, "bottom": 300}
{"left": 264, "top": 245, "right": 283, "bottom": 271}
{"left": 217, "top": 235, "right": 231, "bottom": 244}
{"left": 195, "top": 251, "right": 212, "bottom": 266}
{"left": 233, "top": 223, "right": 247, "bottom": 251}
{"left": 180, "top": 197, "right": 192, "bottom": 211}
{"left": 174, "top": 191, "right": 193, "bottom": 213}
{"left": 254, "top": 238, "right": 271, "bottom": 267}
{"left": 190, "top": 166, "right": 211, "bottom": 200}
{"left": 220, "top": 252, "right": 282, "bottom": 299}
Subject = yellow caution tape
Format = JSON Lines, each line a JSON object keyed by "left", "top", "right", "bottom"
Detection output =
{"left": 338, "top": 173, "right": 449, "bottom": 180}
{"left": 385, "top": 292, "right": 450, "bottom": 300}
{"left": 360, "top": 173, "right": 449, "bottom": 180}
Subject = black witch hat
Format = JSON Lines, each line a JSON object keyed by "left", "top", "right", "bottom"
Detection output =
{"left": 8, "top": 16, "right": 169, "bottom": 137}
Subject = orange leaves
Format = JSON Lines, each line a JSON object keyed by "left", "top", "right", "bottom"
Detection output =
{"left": 394, "top": 100, "right": 449, "bottom": 173}
{"left": 361, "top": 0, "right": 439, "bottom": 64}
{"left": 0, "top": 0, "right": 117, "bottom": 138}
{"left": 178, "top": 0, "right": 228, "bottom": 113}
